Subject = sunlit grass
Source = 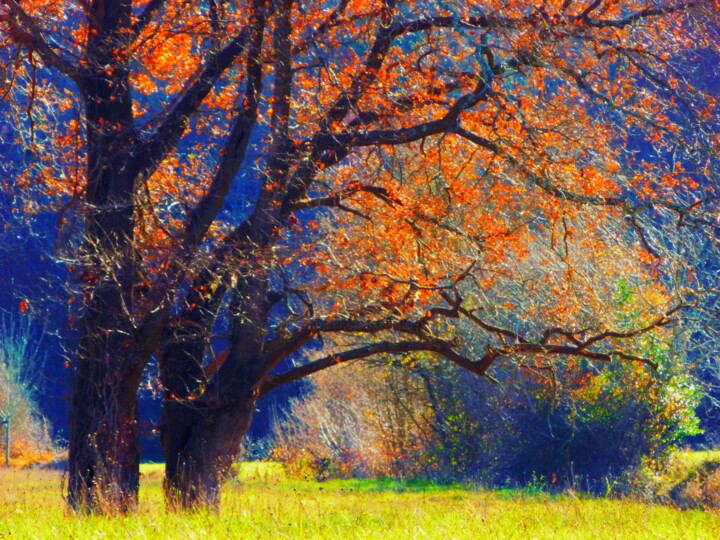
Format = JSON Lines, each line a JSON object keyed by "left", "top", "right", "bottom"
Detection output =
{"left": 2, "top": 462, "right": 720, "bottom": 539}
{"left": 654, "top": 450, "right": 720, "bottom": 497}
{"left": 670, "top": 450, "right": 720, "bottom": 470}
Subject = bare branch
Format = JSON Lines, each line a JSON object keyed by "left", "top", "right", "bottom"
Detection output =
{"left": 291, "top": 182, "right": 401, "bottom": 215}
{"left": 1, "top": 0, "right": 83, "bottom": 83}
{"left": 259, "top": 338, "right": 487, "bottom": 396}
{"left": 577, "top": 305, "right": 686, "bottom": 350}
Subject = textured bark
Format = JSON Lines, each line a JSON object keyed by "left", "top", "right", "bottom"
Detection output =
{"left": 66, "top": 159, "right": 143, "bottom": 513}
{"left": 160, "top": 267, "right": 272, "bottom": 510}
{"left": 68, "top": 349, "right": 141, "bottom": 513}
{"left": 162, "top": 390, "right": 255, "bottom": 511}
{"left": 67, "top": 170, "right": 142, "bottom": 512}
{"left": 66, "top": 0, "right": 143, "bottom": 512}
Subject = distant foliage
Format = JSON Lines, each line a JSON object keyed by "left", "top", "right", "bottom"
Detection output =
{"left": 272, "top": 364, "right": 434, "bottom": 479}
{"left": 0, "top": 315, "right": 56, "bottom": 467}
{"left": 494, "top": 360, "right": 701, "bottom": 487}
{"left": 5, "top": 438, "right": 56, "bottom": 469}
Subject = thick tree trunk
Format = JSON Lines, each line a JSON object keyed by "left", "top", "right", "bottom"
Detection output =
{"left": 68, "top": 279, "right": 143, "bottom": 513}
{"left": 67, "top": 0, "right": 142, "bottom": 511}
{"left": 67, "top": 377, "right": 140, "bottom": 513}
{"left": 162, "top": 390, "right": 256, "bottom": 510}
{"left": 67, "top": 159, "right": 141, "bottom": 512}
{"left": 160, "top": 271, "right": 271, "bottom": 511}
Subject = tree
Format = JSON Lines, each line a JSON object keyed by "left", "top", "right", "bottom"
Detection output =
{"left": 1, "top": 0, "right": 717, "bottom": 512}
{"left": 0, "top": 313, "right": 55, "bottom": 468}
{"left": 273, "top": 239, "right": 705, "bottom": 488}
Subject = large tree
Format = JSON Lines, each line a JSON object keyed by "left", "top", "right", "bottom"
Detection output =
{"left": 1, "top": 0, "right": 717, "bottom": 512}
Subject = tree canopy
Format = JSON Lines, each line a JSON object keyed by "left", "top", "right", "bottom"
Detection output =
{"left": 0, "top": 0, "right": 718, "bottom": 512}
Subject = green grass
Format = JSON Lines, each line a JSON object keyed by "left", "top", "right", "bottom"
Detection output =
{"left": 2, "top": 462, "right": 720, "bottom": 539}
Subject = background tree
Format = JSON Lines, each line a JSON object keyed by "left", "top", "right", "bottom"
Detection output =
{"left": 0, "top": 0, "right": 717, "bottom": 512}
{"left": 0, "top": 314, "right": 56, "bottom": 468}
{"left": 273, "top": 347, "right": 702, "bottom": 489}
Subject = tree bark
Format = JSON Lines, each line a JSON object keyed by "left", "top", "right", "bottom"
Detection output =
{"left": 66, "top": 182, "right": 143, "bottom": 513}
{"left": 67, "top": 350, "right": 141, "bottom": 513}
{"left": 160, "top": 267, "right": 272, "bottom": 510}
{"left": 162, "top": 389, "right": 256, "bottom": 511}
{"left": 67, "top": 0, "right": 143, "bottom": 511}
{"left": 67, "top": 231, "right": 142, "bottom": 512}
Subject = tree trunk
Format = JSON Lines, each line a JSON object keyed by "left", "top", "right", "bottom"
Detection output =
{"left": 67, "top": 0, "right": 142, "bottom": 511}
{"left": 159, "top": 221, "right": 276, "bottom": 509}
{"left": 67, "top": 377, "right": 140, "bottom": 513}
{"left": 162, "top": 390, "right": 256, "bottom": 511}
{"left": 67, "top": 280, "right": 143, "bottom": 513}
{"left": 66, "top": 156, "right": 142, "bottom": 512}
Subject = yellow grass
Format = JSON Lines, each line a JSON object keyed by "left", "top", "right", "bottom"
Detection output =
{"left": 654, "top": 450, "right": 720, "bottom": 498}
{"left": 1, "top": 464, "right": 719, "bottom": 539}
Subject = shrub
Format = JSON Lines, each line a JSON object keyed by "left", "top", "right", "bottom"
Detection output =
{"left": 272, "top": 362, "right": 436, "bottom": 480}
{"left": 272, "top": 353, "right": 700, "bottom": 491}
{"left": 0, "top": 314, "right": 56, "bottom": 466}
{"left": 666, "top": 461, "right": 720, "bottom": 510}
{"left": 272, "top": 282, "right": 701, "bottom": 491}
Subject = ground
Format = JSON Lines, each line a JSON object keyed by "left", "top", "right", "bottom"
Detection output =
{"left": 2, "top": 461, "right": 720, "bottom": 539}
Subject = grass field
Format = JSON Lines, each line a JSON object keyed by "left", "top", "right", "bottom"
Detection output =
{"left": 1, "top": 463, "right": 719, "bottom": 539}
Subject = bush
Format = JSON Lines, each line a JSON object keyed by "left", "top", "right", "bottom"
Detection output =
{"left": 491, "top": 358, "right": 701, "bottom": 491}
{"left": 272, "top": 361, "right": 437, "bottom": 480}
{"left": 0, "top": 314, "right": 56, "bottom": 467}
{"left": 272, "top": 281, "right": 701, "bottom": 491}
{"left": 272, "top": 353, "right": 700, "bottom": 492}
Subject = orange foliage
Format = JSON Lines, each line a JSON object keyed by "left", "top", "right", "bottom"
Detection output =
{"left": 1, "top": 438, "right": 57, "bottom": 469}
{"left": 1, "top": 0, "right": 714, "bottom": 299}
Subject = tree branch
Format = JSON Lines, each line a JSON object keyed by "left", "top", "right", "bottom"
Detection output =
{"left": 291, "top": 182, "right": 401, "bottom": 215}
{"left": 576, "top": 305, "right": 686, "bottom": 350}
{"left": 460, "top": 304, "right": 689, "bottom": 370}
{"left": 452, "top": 126, "right": 627, "bottom": 207}
{"left": 582, "top": 0, "right": 708, "bottom": 27}
{"left": 391, "top": 1, "right": 708, "bottom": 34}
{"left": 258, "top": 338, "right": 487, "bottom": 396}
{"left": 497, "top": 342, "right": 659, "bottom": 369}
{"left": 1, "top": 0, "right": 84, "bottom": 83}
{"left": 181, "top": 4, "right": 266, "bottom": 250}
{"left": 293, "top": 0, "right": 350, "bottom": 57}
{"left": 135, "top": 0, "right": 273, "bottom": 183}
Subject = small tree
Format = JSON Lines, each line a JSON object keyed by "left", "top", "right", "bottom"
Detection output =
{"left": 0, "top": 313, "right": 54, "bottom": 467}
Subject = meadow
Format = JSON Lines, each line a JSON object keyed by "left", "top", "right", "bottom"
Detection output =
{"left": 1, "top": 461, "right": 720, "bottom": 539}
